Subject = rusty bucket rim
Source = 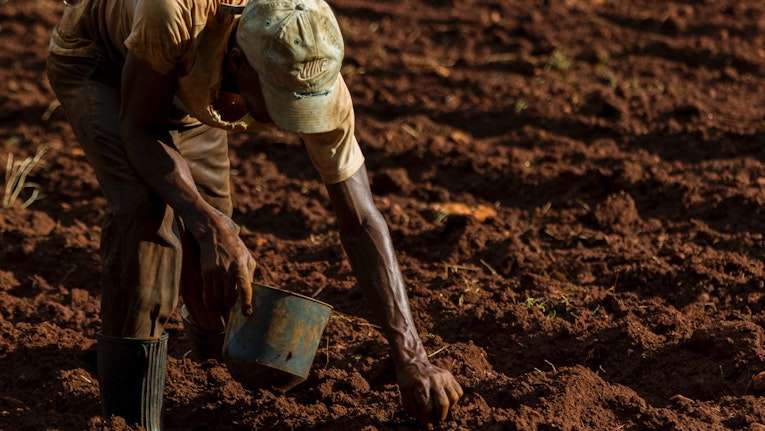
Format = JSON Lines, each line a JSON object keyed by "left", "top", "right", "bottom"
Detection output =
{"left": 251, "top": 282, "right": 333, "bottom": 310}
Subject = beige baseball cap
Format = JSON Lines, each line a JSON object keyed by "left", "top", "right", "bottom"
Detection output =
{"left": 236, "top": 0, "right": 346, "bottom": 134}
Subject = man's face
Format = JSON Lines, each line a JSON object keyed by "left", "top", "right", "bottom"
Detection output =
{"left": 234, "top": 54, "right": 273, "bottom": 124}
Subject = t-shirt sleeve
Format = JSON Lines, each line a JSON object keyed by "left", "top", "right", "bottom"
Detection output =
{"left": 301, "top": 84, "right": 365, "bottom": 184}
{"left": 124, "top": 0, "right": 195, "bottom": 76}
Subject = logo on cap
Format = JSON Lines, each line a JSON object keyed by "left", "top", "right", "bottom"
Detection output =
{"left": 299, "top": 59, "right": 329, "bottom": 80}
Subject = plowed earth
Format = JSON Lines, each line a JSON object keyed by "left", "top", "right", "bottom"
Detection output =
{"left": 2, "top": 0, "right": 765, "bottom": 430}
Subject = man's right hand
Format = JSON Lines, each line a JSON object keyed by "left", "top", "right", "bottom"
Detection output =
{"left": 197, "top": 218, "right": 256, "bottom": 326}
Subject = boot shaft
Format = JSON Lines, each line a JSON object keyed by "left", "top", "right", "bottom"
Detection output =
{"left": 96, "top": 332, "right": 168, "bottom": 431}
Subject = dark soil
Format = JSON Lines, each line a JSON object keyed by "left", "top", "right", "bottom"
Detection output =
{"left": 2, "top": 0, "right": 765, "bottom": 429}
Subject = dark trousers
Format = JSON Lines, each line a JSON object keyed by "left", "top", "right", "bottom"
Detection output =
{"left": 46, "top": 53, "right": 233, "bottom": 339}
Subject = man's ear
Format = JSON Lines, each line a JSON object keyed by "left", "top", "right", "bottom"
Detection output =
{"left": 228, "top": 47, "right": 247, "bottom": 78}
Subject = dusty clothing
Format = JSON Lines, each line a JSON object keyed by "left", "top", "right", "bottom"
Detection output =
{"left": 50, "top": 0, "right": 364, "bottom": 184}
{"left": 46, "top": 0, "right": 364, "bottom": 338}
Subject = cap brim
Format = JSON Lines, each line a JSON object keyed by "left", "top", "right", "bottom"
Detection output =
{"left": 259, "top": 73, "right": 348, "bottom": 134}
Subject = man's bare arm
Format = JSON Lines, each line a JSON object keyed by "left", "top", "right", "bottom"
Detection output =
{"left": 325, "top": 164, "right": 463, "bottom": 426}
{"left": 119, "top": 53, "right": 254, "bottom": 323}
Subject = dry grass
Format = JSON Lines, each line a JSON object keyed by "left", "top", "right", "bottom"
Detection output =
{"left": 2, "top": 145, "right": 49, "bottom": 209}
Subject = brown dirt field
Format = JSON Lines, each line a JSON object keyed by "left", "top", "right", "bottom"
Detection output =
{"left": 2, "top": 0, "right": 765, "bottom": 429}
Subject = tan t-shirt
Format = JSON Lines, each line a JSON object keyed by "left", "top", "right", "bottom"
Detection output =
{"left": 49, "top": 0, "right": 364, "bottom": 184}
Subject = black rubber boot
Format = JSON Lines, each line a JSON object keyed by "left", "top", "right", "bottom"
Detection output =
{"left": 180, "top": 305, "right": 225, "bottom": 362}
{"left": 96, "top": 332, "right": 168, "bottom": 431}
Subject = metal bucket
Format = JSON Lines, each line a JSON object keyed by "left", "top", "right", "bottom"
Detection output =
{"left": 223, "top": 283, "right": 332, "bottom": 392}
